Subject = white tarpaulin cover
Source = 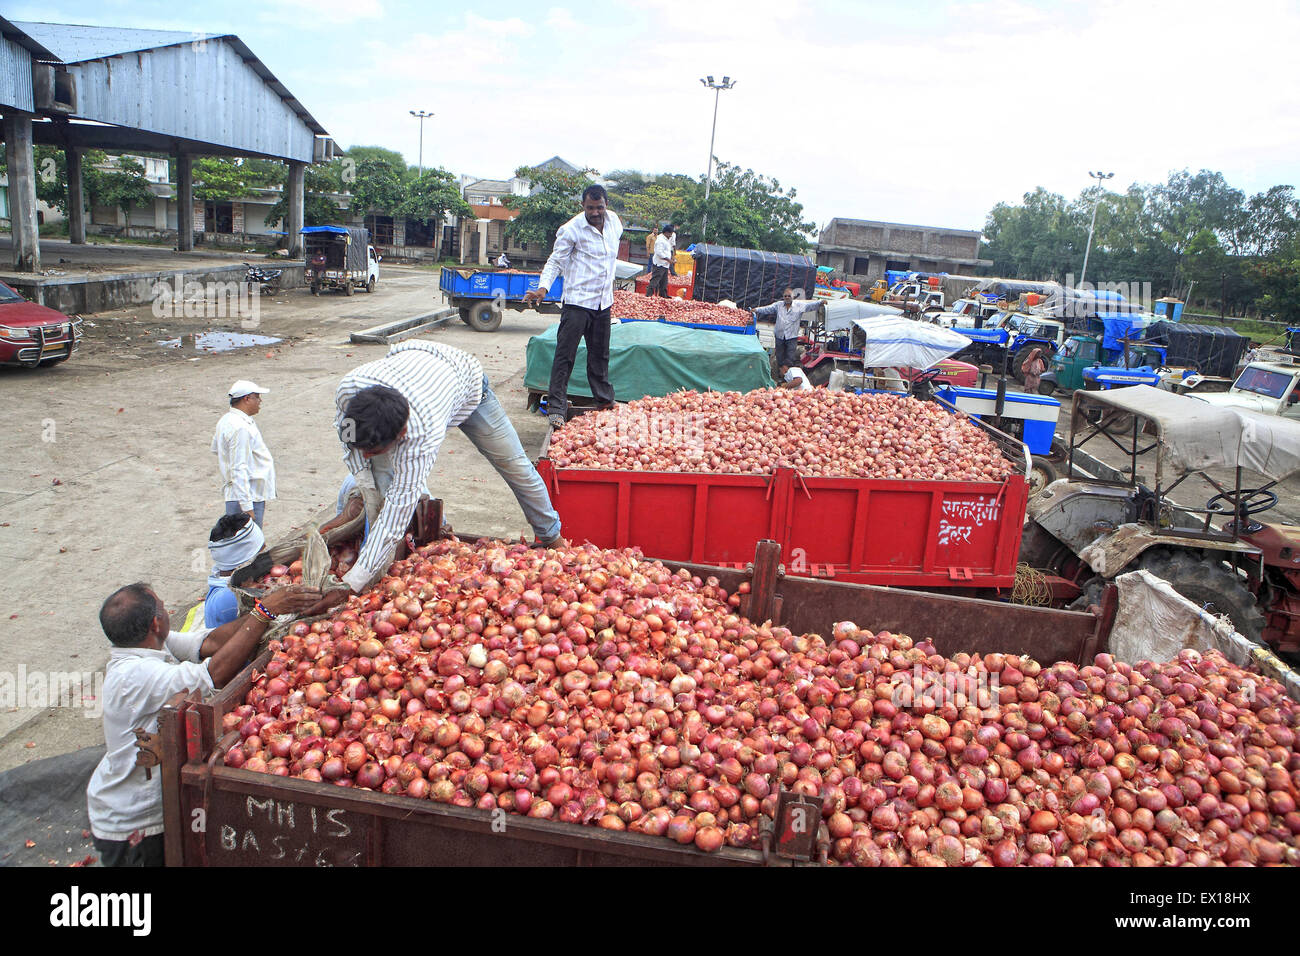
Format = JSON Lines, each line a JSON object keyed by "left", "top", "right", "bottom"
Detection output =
{"left": 823, "top": 299, "right": 902, "bottom": 332}
{"left": 1112, "top": 570, "right": 1299, "bottom": 701}
{"left": 847, "top": 317, "right": 971, "bottom": 370}
{"left": 1073, "top": 384, "right": 1300, "bottom": 481}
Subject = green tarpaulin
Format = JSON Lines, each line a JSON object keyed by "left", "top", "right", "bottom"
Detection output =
{"left": 524, "top": 320, "right": 776, "bottom": 399}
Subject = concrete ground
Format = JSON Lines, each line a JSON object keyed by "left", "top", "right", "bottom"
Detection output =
{"left": 0, "top": 262, "right": 555, "bottom": 771}
{"left": 0, "top": 235, "right": 262, "bottom": 281}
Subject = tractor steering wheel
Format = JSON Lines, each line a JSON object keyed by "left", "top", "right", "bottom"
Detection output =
{"left": 1205, "top": 488, "right": 1278, "bottom": 517}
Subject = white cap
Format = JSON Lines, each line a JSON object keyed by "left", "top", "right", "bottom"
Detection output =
{"left": 228, "top": 380, "right": 269, "bottom": 400}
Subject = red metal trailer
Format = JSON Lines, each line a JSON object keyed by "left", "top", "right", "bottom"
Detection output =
{"left": 536, "top": 429, "right": 1030, "bottom": 588}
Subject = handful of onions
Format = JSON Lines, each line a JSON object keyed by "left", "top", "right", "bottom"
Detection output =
{"left": 224, "top": 537, "right": 1300, "bottom": 865}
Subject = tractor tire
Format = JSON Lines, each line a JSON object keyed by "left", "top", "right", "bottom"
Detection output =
{"left": 1038, "top": 379, "right": 1057, "bottom": 396}
{"left": 467, "top": 300, "right": 502, "bottom": 333}
{"left": 807, "top": 362, "right": 833, "bottom": 387}
{"left": 1138, "top": 548, "right": 1266, "bottom": 644}
{"left": 1028, "top": 455, "right": 1057, "bottom": 497}
{"left": 1018, "top": 520, "right": 1069, "bottom": 574}
{"left": 1067, "top": 578, "right": 1107, "bottom": 612}
{"left": 1010, "top": 346, "right": 1033, "bottom": 384}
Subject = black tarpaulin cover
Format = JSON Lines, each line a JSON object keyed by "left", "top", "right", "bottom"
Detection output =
{"left": 1144, "top": 321, "right": 1247, "bottom": 379}
{"left": 691, "top": 244, "right": 818, "bottom": 310}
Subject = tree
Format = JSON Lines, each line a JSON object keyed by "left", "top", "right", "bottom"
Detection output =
{"left": 84, "top": 155, "right": 154, "bottom": 221}
{"left": 622, "top": 183, "right": 690, "bottom": 231}
{"left": 192, "top": 157, "right": 250, "bottom": 202}
{"left": 400, "top": 167, "right": 472, "bottom": 223}
{"left": 348, "top": 155, "right": 406, "bottom": 218}
{"left": 264, "top": 160, "right": 347, "bottom": 230}
{"left": 1249, "top": 234, "right": 1300, "bottom": 320}
{"left": 503, "top": 164, "right": 595, "bottom": 245}
{"left": 675, "top": 161, "right": 814, "bottom": 252}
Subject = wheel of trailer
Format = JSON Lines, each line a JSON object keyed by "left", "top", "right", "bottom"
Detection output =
{"left": 1138, "top": 548, "right": 1266, "bottom": 643}
{"left": 366, "top": 277, "right": 376, "bottom": 294}
{"left": 343, "top": 279, "right": 355, "bottom": 296}
{"left": 467, "top": 300, "right": 502, "bottom": 332}
{"left": 459, "top": 306, "right": 473, "bottom": 325}
{"left": 807, "top": 362, "right": 833, "bottom": 387}
{"left": 1028, "top": 455, "right": 1057, "bottom": 497}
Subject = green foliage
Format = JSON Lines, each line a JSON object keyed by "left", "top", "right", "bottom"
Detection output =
{"left": 348, "top": 155, "right": 407, "bottom": 218}
{"left": 622, "top": 183, "right": 689, "bottom": 231}
{"left": 980, "top": 169, "right": 1300, "bottom": 316}
{"left": 677, "top": 161, "right": 816, "bottom": 253}
{"left": 1249, "top": 235, "right": 1300, "bottom": 321}
{"left": 192, "top": 157, "right": 250, "bottom": 202}
{"left": 401, "top": 167, "right": 472, "bottom": 223}
{"left": 85, "top": 154, "right": 154, "bottom": 218}
{"left": 264, "top": 160, "right": 348, "bottom": 229}
{"left": 504, "top": 164, "right": 596, "bottom": 245}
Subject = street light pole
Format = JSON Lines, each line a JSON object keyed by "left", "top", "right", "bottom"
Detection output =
{"left": 699, "top": 75, "right": 736, "bottom": 242}
{"left": 409, "top": 110, "right": 433, "bottom": 177}
{"left": 1079, "top": 169, "right": 1114, "bottom": 288}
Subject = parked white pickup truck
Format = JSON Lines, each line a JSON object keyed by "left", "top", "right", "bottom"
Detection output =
{"left": 1190, "top": 361, "right": 1300, "bottom": 418}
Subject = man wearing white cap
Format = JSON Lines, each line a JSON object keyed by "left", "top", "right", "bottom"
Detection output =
{"left": 212, "top": 380, "right": 276, "bottom": 527}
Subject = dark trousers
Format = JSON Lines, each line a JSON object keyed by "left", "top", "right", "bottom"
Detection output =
{"left": 648, "top": 265, "right": 670, "bottom": 297}
{"left": 549, "top": 304, "right": 614, "bottom": 418}
{"left": 775, "top": 336, "right": 800, "bottom": 368}
{"left": 94, "top": 833, "right": 166, "bottom": 867}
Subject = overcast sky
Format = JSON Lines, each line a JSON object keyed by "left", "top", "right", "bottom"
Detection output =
{"left": 11, "top": 0, "right": 1300, "bottom": 234}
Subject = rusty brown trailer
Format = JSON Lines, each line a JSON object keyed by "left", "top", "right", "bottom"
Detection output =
{"left": 160, "top": 506, "right": 1114, "bottom": 868}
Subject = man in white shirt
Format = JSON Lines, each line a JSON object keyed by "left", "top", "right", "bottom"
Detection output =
{"left": 522, "top": 184, "right": 622, "bottom": 429}
{"left": 648, "top": 224, "right": 675, "bottom": 298}
{"left": 496, "top": 252, "right": 510, "bottom": 269}
{"left": 330, "top": 340, "right": 564, "bottom": 596}
{"left": 86, "top": 580, "right": 320, "bottom": 865}
{"left": 752, "top": 289, "right": 824, "bottom": 370}
{"left": 212, "top": 380, "right": 276, "bottom": 527}
{"left": 779, "top": 363, "right": 813, "bottom": 390}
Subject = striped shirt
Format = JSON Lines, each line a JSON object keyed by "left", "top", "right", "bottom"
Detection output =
{"left": 335, "top": 340, "right": 483, "bottom": 590}
{"left": 538, "top": 209, "right": 623, "bottom": 310}
{"left": 754, "top": 299, "right": 821, "bottom": 340}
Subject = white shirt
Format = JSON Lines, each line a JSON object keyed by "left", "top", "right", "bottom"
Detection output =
{"left": 212, "top": 408, "right": 276, "bottom": 510}
{"left": 755, "top": 299, "right": 821, "bottom": 340}
{"left": 336, "top": 340, "right": 484, "bottom": 591}
{"left": 652, "top": 234, "right": 673, "bottom": 268}
{"left": 496, "top": 255, "right": 509, "bottom": 268}
{"left": 86, "top": 628, "right": 214, "bottom": 841}
{"left": 784, "top": 366, "right": 812, "bottom": 390}
{"left": 538, "top": 209, "right": 624, "bottom": 310}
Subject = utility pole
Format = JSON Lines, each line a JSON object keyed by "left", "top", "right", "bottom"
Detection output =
{"left": 1079, "top": 170, "right": 1114, "bottom": 288}
{"left": 409, "top": 110, "right": 433, "bottom": 176}
{"left": 699, "top": 76, "right": 736, "bottom": 242}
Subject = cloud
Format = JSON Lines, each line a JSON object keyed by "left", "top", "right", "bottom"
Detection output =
{"left": 262, "top": 0, "right": 385, "bottom": 26}
{"left": 545, "top": 6, "right": 577, "bottom": 32}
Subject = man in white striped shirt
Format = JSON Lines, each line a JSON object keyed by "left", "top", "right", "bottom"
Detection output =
{"left": 331, "top": 340, "right": 563, "bottom": 595}
{"left": 523, "top": 184, "right": 622, "bottom": 429}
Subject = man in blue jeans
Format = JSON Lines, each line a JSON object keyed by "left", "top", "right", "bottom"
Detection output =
{"left": 320, "top": 340, "right": 564, "bottom": 607}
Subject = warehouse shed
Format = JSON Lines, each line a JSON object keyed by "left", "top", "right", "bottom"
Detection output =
{"left": 0, "top": 18, "right": 332, "bottom": 270}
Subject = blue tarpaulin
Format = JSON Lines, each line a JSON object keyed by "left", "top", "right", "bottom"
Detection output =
{"left": 1101, "top": 314, "right": 1146, "bottom": 351}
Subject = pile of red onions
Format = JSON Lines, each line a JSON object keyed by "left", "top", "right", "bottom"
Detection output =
{"left": 613, "top": 291, "right": 752, "bottom": 328}
{"left": 223, "top": 538, "right": 1299, "bottom": 865}
{"left": 252, "top": 538, "right": 362, "bottom": 586}
{"left": 547, "top": 389, "right": 1014, "bottom": 482}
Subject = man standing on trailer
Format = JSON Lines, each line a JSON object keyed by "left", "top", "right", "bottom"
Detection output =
{"left": 753, "top": 288, "right": 823, "bottom": 370}
{"left": 522, "top": 184, "right": 622, "bottom": 429}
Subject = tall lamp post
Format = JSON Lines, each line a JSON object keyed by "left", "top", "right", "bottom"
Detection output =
{"left": 699, "top": 75, "right": 736, "bottom": 242}
{"left": 409, "top": 110, "right": 433, "bottom": 177}
{"left": 1079, "top": 170, "right": 1114, "bottom": 288}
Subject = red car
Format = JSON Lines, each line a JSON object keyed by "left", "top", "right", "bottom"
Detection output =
{"left": 0, "top": 281, "right": 82, "bottom": 368}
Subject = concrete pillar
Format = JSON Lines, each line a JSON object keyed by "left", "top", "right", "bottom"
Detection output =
{"left": 176, "top": 154, "right": 194, "bottom": 251}
{"left": 477, "top": 220, "right": 489, "bottom": 266}
{"left": 3, "top": 113, "right": 40, "bottom": 272}
{"left": 65, "top": 147, "right": 86, "bottom": 244}
{"left": 287, "top": 161, "right": 306, "bottom": 258}
{"left": 154, "top": 197, "right": 168, "bottom": 229}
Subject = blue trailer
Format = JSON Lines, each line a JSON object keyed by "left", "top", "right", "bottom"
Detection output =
{"left": 438, "top": 267, "right": 565, "bottom": 332}
{"left": 934, "top": 384, "right": 1063, "bottom": 493}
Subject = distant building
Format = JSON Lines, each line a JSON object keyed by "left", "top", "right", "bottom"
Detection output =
{"left": 817, "top": 218, "right": 992, "bottom": 282}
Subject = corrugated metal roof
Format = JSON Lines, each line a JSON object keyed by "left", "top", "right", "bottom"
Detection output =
{"left": 14, "top": 21, "right": 326, "bottom": 139}
{"left": 14, "top": 21, "right": 219, "bottom": 62}
{"left": 0, "top": 16, "right": 58, "bottom": 59}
